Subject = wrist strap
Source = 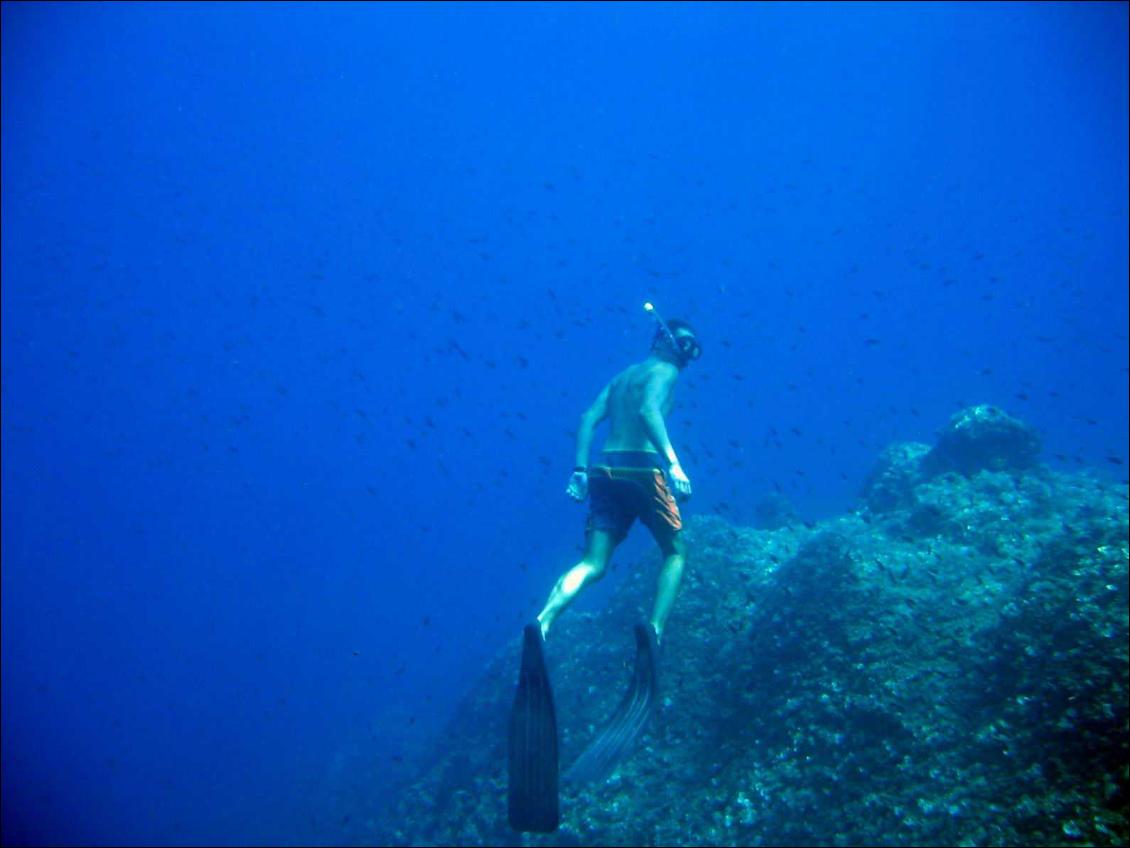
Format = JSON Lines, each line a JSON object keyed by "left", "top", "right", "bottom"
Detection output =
{"left": 574, "top": 465, "right": 587, "bottom": 473}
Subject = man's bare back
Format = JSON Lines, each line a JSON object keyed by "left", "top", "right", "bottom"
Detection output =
{"left": 601, "top": 360, "right": 677, "bottom": 454}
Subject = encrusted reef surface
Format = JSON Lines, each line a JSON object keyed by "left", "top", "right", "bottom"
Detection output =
{"left": 366, "top": 408, "right": 1128, "bottom": 847}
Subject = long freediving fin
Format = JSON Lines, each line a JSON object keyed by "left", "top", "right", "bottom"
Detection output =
{"left": 564, "top": 620, "right": 659, "bottom": 785}
{"left": 508, "top": 623, "right": 560, "bottom": 833}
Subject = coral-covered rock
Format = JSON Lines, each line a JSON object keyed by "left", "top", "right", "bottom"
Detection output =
{"left": 923, "top": 404, "right": 1042, "bottom": 476}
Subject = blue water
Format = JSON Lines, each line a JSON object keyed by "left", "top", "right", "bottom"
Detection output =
{"left": 2, "top": 2, "right": 1126, "bottom": 844}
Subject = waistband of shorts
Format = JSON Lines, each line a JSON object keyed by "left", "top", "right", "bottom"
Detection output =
{"left": 594, "top": 451, "right": 665, "bottom": 470}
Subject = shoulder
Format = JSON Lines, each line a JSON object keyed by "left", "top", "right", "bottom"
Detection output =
{"left": 640, "top": 360, "right": 677, "bottom": 398}
{"left": 644, "top": 359, "right": 679, "bottom": 383}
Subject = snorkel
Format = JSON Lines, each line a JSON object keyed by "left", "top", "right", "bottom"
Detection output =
{"left": 644, "top": 301, "right": 699, "bottom": 366}
{"left": 643, "top": 301, "right": 679, "bottom": 351}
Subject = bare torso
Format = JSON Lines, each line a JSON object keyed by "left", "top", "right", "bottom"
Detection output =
{"left": 600, "top": 358, "right": 677, "bottom": 454}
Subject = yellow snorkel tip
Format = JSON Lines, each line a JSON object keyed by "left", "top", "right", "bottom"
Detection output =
{"left": 643, "top": 302, "right": 655, "bottom": 313}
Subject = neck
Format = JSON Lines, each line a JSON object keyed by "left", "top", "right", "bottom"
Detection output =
{"left": 647, "top": 353, "right": 682, "bottom": 369}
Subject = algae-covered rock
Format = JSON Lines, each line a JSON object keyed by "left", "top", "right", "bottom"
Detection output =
{"left": 752, "top": 491, "right": 800, "bottom": 529}
{"left": 358, "top": 413, "right": 1127, "bottom": 848}
{"left": 861, "top": 441, "right": 930, "bottom": 512}
{"left": 923, "top": 404, "right": 1042, "bottom": 477}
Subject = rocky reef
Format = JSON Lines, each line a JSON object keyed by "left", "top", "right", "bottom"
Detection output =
{"left": 362, "top": 407, "right": 1128, "bottom": 847}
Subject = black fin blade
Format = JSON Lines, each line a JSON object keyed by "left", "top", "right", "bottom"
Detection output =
{"left": 508, "top": 624, "right": 559, "bottom": 832}
{"left": 564, "top": 621, "right": 659, "bottom": 785}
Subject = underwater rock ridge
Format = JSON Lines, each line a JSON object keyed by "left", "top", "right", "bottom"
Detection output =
{"left": 361, "top": 406, "right": 1127, "bottom": 847}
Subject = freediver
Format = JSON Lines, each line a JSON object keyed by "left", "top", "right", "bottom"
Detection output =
{"left": 508, "top": 304, "right": 701, "bottom": 832}
{"left": 536, "top": 304, "right": 700, "bottom": 646}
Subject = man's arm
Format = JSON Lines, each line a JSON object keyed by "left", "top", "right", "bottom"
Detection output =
{"left": 640, "top": 367, "right": 692, "bottom": 498}
{"left": 639, "top": 368, "right": 679, "bottom": 467}
{"left": 575, "top": 382, "right": 611, "bottom": 469}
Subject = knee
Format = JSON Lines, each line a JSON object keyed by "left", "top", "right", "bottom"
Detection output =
{"left": 666, "top": 534, "right": 687, "bottom": 558}
{"left": 662, "top": 539, "right": 687, "bottom": 566}
{"left": 582, "top": 545, "right": 613, "bottom": 580}
{"left": 581, "top": 560, "right": 607, "bottom": 583}
{"left": 563, "top": 562, "right": 602, "bottom": 594}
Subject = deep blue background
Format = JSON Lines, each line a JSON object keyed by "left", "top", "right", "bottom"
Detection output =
{"left": 2, "top": 2, "right": 1127, "bottom": 844}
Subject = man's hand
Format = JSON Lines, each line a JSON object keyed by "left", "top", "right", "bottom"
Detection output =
{"left": 566, "top": 471, "right": 588, "bottom": 502}
{"left": 667, "top": 461, "right": 692, "bottom": 501}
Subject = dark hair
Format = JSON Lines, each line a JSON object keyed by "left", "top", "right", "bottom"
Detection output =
{"left": 652, "top": 318, "right": 697, "bottom": 347}
{"left": 651, "top": 318, "right": 702, "bottom": 365}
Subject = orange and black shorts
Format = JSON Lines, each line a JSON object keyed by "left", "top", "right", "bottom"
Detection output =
{"left": 585, "top": 451, "right": 682, "bottom": 547}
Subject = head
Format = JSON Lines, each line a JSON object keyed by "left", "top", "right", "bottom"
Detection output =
{"left": 651, "top": 318, "right": 702, "bottom": 368}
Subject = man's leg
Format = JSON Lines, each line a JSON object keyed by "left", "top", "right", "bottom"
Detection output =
{"left": 650, "top": 532, "right": 686, "bottom": 645}
{"left": 536, "top": 529, "right": 618, "bottom": 639}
